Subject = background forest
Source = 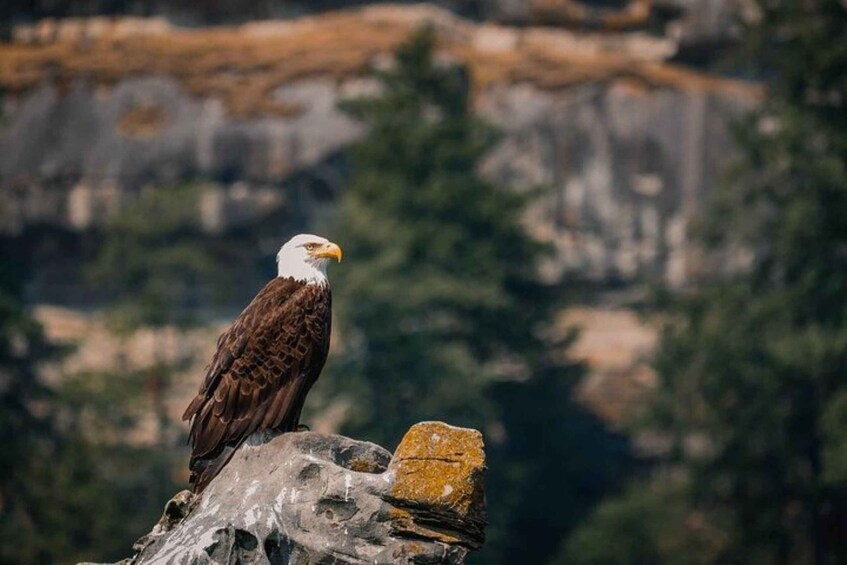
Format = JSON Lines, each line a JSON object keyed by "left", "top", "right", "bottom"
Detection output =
{"left": 2, "top": 0, "right": 846, "bottom": 564}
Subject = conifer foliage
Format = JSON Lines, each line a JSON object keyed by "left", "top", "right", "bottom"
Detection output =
{"left": 328, "top": 29, "right": 553, "bottom": 446}
{"left": 564, "top": 2, "right": 847, "bottom": 563}
{"left": 326, "top": 29, "right": 634, "bottom": 564}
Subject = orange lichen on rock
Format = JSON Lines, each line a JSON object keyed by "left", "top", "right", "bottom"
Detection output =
{"left": 0, "top": 5, "right": 761, "bottom": 119}
{"left": 385, "top": 421, "right": 486, "bottom": 549}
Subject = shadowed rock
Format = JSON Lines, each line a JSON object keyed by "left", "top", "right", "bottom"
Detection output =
{"left": 120, "top": 422, "right": 486, "bottom": 565}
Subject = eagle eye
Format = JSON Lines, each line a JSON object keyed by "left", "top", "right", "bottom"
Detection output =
{"left": 304, "top": 242, "right": 318, "bottom": 250}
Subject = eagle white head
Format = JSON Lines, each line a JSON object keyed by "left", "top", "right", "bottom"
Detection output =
{"left": 276, "top": 233, "right": 342, "bottom": 285}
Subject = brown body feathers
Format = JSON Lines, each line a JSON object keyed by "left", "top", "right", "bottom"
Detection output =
{"left": 182, "top": 276, "right": 331, "bottom": 492}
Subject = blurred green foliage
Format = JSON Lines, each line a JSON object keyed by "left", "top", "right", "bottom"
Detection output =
{"left": 323, "top": 29, "right": 635, "bottom": 564}
{"left": 87, "top": 183, "right": 238, "bottom": 332}
{"left": 0, "top": 239, "right": 178, "bottom": 564}
{"left": 483, "top": 369, "right": 635, "bottom": 564}
{"left": 86, "top": 183, "right": 241, "bottom": 446}
{"left": 564, "top": 1, "right": 847, "bottom": 563}
{"left": 0, "top": 238, "right": 62, "bottom": 563}
{"left": 0, "top": 184, "right": 242, "bottom": 563}
{"left": 327, "top": 28, "right": 554, "bottom": 444}
{"left": 561, "top": 476, "right": 729, "bottom": 565}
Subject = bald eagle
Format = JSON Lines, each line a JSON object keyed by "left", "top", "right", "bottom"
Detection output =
{"left": 182, "top": 234, "right": 342, "bottom": 492}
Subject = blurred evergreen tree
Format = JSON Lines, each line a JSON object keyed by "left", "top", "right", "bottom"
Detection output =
{"left": 0, "top": 237, "right": 62, "bottom": 563}
{"left": 559, "top": 476, "right": 729, "bottom": 565}
{"left": 88, "top": 183, "right": 233, "bottom": 330}
{"left": 324, "top": 28, "right": 634, "bottom": 564}
{"left": 0, "top": 237, "right": 179, "bottom": 564}
{"left": 483, "top": 368, "right": 635, "bottom": 564}
{"left": 328, "top": 29, "right": 554, "bottom": 445}
{"left": 564, "top": 2, "right": 847, "bottom": 563}
{"left": 87, "top": 183, "right": 239, "bottom": 445}
{"left": 12, "top": 182, "right": 243, "bottom": 562}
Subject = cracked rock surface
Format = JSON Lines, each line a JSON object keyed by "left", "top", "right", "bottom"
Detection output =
{"left": 120, "top": 422, "right": 486, "bottom": 564}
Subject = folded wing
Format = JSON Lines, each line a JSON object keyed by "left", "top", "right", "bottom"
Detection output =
{"left": 182, "top": 277, "right": 331, "bottom": 491}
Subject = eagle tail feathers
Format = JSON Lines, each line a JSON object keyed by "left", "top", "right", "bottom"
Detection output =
{"left": 189, "top": 442, "right": 241, "bottom": 494}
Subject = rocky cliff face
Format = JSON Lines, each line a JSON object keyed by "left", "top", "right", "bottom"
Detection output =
{"left": 2, "top": 5, "right": 758, "bottom": 432}
{"left": 1, "top": 4, "right": 758, "bottom": 290}
{"left": 110, "top": 422, "right": 486, "bottom": 565}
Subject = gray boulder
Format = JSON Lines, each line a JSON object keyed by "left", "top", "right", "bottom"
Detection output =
{"left": 122, "top": 422, "right": 486, "bottom": 564}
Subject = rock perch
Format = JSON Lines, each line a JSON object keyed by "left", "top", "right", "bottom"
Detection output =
{"left": 120, "top": 421, "right": 486, "bottom": 564}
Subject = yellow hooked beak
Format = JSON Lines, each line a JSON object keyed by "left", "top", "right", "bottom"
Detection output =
{"left": 314, "top": 241, "right": 343, "bottom": 262}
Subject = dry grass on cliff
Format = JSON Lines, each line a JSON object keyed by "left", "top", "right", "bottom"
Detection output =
{"left": 0, "top": 5, "right": 760, "bottom": 118}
